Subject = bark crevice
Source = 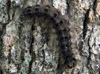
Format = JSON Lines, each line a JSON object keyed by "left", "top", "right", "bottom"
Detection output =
{"left": 6, "top": 0, "right": 11, "bottom": 22}
{"left": 93, "top": 0, "right": 97, "bottom": 16}
{"left": 28, "top": 24, "right": 36, "bottom": 74}
{"left": 87, "top": 25, "right": 94, "bottom": 69}
{"left": 83, "top": 9, "right": 90, "bottom": 39}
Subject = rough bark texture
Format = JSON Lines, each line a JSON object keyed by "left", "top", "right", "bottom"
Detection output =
{"left": 0, "top": 0, "right": 100, "bottom": 74}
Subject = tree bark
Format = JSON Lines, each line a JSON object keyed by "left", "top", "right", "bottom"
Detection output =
{"left": 0, "top": 0, "right": 100, "bottom": 74}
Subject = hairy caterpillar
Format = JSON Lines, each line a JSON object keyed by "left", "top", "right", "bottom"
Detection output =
{"left": 21, "top": 4, "right": 77, "bottom": 69}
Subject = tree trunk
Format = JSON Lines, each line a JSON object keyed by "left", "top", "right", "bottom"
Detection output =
{"left": 0, "top": 0, "right": 100, "bottom": 74}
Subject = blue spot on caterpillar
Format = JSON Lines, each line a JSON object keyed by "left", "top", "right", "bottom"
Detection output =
{"left": 21, "top": 4, "right": 77, "bottom": 69}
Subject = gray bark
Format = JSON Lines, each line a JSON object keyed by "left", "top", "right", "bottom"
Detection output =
{"left": 0, "top": 0, "right": 100, "bottom": 74}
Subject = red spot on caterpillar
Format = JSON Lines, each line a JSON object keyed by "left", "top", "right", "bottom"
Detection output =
{"left": 44, "top": 8, "right": 49, "bottom": 15}
{"left": 58, "top": 30, "right": 63, "bottom": 34}
{"left": 63, "top": 19, "right": 67, "bottom": 23}
{"left": 35, "top": 5, "right": 40, "bottom": 14}
{"left": 55, "top": 21, "right": 64, "bottom": 27}
{"left": 25, "top": 6, "right": 32, "bottom": 11}
{"left": 23, "top": 6, "right": 33, "bottom": 17}
{"left": 59, "top": 20, "right": 63, "bottom": 24}
{"left": 56, "top": 10, "right": 61, "bottom": 15}
{"left": 53, "top": 13, "right": 58, "bottom": 18}
{"left": 62, "top": 28, "right": 66, "bottom": 32}
{"left": 35, "top": 8, "right": 39, "bottom": 13}
{"left": 45, "top": 5, "right": 50, "bottom": 8}
{"left": 61, "top": 28, "right": 70, "bottom": 33}
{"left": 44, "top": 8, "right": 48, "bottom": 12}
{"left": 44, "top": 5, "right": 50, "bottom": 15}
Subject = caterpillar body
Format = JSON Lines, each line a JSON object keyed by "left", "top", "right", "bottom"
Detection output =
{"left": 21, "top": 4, "right": 77, "bottom": 69}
